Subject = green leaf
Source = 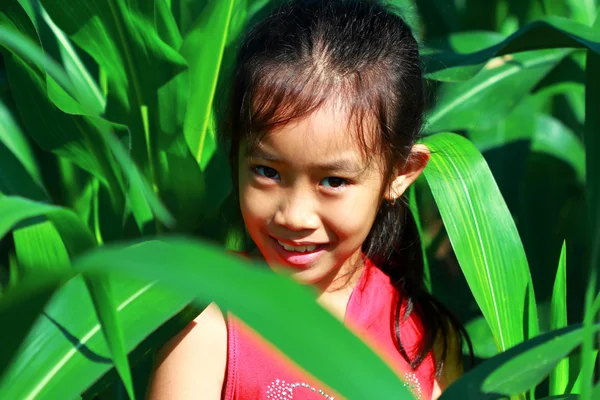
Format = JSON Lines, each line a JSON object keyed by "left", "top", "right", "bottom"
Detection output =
{"left": 425, "top": 16, "right": 600, "bottom": 82}
{"left": 19, "top": 0, "right": 106, "bottom": 115}
{"left": 579, "top": 274, "right": 599, "bottom": 400}
{"left": 569, "top": 350, "right": 598, "bottom": 394}
{"left": 0, "top": 15, "right": 124, "bottom": 206}
{"left": 0, "top": 274, "right": 190, "bottom": 399}
{"left": 580, "top": 15, "right": 600, "bottom": 400}
{"left": 549, "top": 241, "right": 569, "bottom": 395}
{"left": 0, "top": 98, "right": 47, "bottom": 199}
{"left": 13, "top": 220, "right": 71, "bottom": 275}
{"left": 422, "top": 133, "right": 535, "bottom": 352}
{"left": 440, "top": 323, "right": 600, "bottom": 399}
{"left": 0, "top": 196, "right": 96, "bottom": 256}
{"left": 0, "top": 197, "right": 135, "bottom": 398}
{"left": 532, "top": 114, "right": 586, "bottom": 184}
{"left": 84, "top": 277, "right": 136, "bottom": 400}
{"left": 0, "top": 272, "right": 68, "bottom": 381}
{"left": 181, "top": 0, "right": 234, "bottom": 165}
{"left": 463, "top": 315, "right": 498, "bottom": 359}
{"left": 425, "top": 49, "right": 567, "bottom": 134}
{"left": 584, "top": 15, "right": 600, "bottom": 316}
{"left": 72, "top": 238, "right": 415, "bottom": 399}
{"left": 424, "top": 31, "right": 506, "bottom": 54}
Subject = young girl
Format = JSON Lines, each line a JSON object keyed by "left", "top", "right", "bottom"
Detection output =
{"left": 149, "top": 0, "right": 470, "bottom": 398}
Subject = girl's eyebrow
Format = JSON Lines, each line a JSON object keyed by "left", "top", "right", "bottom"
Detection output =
{"left": 247, "top": 146, "right": 362, "bottom": 173}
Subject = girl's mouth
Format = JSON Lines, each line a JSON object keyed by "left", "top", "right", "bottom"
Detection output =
{"left": 270, "top": 237, "right": 327, "bottom": 268}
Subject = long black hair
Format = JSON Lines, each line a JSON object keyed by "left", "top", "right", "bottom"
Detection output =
{"left": 218, "top": 0, "right": 473, "bottom": 377}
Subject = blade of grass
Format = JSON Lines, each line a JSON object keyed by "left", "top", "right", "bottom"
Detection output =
{"left": 549, "top": 241, "right": 569, "bottom": 395}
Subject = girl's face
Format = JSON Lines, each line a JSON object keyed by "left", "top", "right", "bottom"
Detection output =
{"left": 238, "top": 101, "right": 425, "bottom": 289}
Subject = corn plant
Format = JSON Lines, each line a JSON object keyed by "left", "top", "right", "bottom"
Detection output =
{"left": 0, "top": 0, "right": 598, "bottom": 399}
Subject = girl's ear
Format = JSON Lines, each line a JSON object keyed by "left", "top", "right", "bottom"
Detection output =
{"left": 384, "top": 144, "right": 430, "bottom": 201}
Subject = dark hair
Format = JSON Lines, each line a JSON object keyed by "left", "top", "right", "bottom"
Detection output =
{"left": 219, "top": 0, "right": 473, "bottom": 377}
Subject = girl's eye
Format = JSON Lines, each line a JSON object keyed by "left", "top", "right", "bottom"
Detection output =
{"left": 253, "top": 165, "right": 280, "bottom": 180}
{"left": 321, "top": 177, "right": 347, "bottom": 189}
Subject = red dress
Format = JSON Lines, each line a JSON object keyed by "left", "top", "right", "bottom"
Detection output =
{"left": 223, "top": 256, "right": 436, "bottom": 400}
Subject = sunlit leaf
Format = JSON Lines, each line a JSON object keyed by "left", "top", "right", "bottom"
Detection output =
{"left": 423, "top": 133, "right": 535, "bottom": 352}
{"left": 72, "top": 238, "right": 415, "bottom": 400}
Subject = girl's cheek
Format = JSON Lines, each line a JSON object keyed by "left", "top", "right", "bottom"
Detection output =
{"left": 240, "top": 184, "right": 275, "bottom": 224}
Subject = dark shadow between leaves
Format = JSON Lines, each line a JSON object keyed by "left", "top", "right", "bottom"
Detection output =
{"left": 43, "top": 311, "right": 112, "bottom": 364}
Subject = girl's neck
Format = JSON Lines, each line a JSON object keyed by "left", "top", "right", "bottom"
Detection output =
{"left": 315, "top": 251, "right": 366, "bottom": 320}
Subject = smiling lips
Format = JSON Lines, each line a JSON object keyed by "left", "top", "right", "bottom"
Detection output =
{"left": 271, "top": 237, "right": 327, "bottom": 268}
{"left": 276, "top": 240, "right": 318, "bottom": 252}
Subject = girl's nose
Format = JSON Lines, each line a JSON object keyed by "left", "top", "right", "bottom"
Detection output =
{"left": 273, "top": 193, "right": 319, "bottom": 232}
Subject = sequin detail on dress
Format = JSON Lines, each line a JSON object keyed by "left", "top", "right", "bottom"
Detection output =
{"left": 404, "top": 372, "right": 422, "bottom": 399}
{"left": 265, "top": 374, "right": 421, "bottom": 400}
{"left": 266, "top": 379, "right": 334, "bottom": 399}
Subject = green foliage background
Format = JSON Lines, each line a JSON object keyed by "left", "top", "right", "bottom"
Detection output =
{"left": 0, "top": 0, "right": 598, "bottom": 399}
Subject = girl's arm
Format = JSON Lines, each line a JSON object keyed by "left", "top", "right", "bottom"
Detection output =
{"left": 146, "top": 303, "right": 228, "bottom": 400}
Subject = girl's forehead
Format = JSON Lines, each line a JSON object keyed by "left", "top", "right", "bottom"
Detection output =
{"left": 246, "top": 99, "right": 381, "bottom": 164}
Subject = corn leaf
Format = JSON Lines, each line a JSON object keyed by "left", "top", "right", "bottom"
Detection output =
{"left": 0, "top": 271, "right": 190, "bottom": 399}
{"left": 18, "top": 0, "right": 106, "bottom": 115}
{"left": 0, "top": 98, "right": 47, "bottom": 200}
{"left": 424, "top": 31, "right": 506, "bottom": 54}
{"left": 425, "top": 49, "right": 568, "bottom": 134}
{"left": 549, "top": 241, "right": 569, "bottom": 395}
{"left": 0, "top": 196, "right": 95, "bottom": 255}
{"left": 579, "top": 275, "right": 599, "bottom": 400}
{"left": 0, "top": 271, "right": 68, "bottom": 380}
{"left": 584, "top": 14, "right": 600, "bottom": 316}
{"left": 13, "top": 220, "right": 71, "bottom": 275}
{"left": 569, "top": 350, "right": 598, "bottom": 394}
{"left": 38, "top": 0, "right": 188, "bottom": 228}
{"left": 440, "top": 322, "right": 600, "bottom": 399}
{"left": 181, "top": 0, "right": 234, "bottom": 165}
{"left": 580, "top": 15, "right": 600, "bottom": 400}
{"left": 0, "top": 196, "right": 138, "bottom": 398}
{"left": 426, "top": 16, "right": 600, "bottom": 82}
{"left": 72, "top": 238, "right": 415, "bottom": 400}
{"left": 532, "top": 115, "right": 586, "bottom": 184}
{"left": 422, "top": 132, "right": 535, "bottom": 352}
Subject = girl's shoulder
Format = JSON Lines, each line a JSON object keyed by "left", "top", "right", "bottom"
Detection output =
{"left": 147, "top": 303, "right": 228, "bottom": 400}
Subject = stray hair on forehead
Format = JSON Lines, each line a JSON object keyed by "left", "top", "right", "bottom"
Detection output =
{"left": 244, "top": 66, "right": 391, "bottom": 176}
{"left": 218, "top": 0, "right": 473, "bottom": 375}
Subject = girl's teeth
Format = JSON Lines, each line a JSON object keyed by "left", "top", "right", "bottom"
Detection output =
{"left": 277, "top": 240, "right": 318, "bottom": 252}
